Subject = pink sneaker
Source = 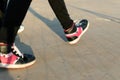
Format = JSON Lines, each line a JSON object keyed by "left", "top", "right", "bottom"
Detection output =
{"left": 0, "top": 44, "right": 36, "bottom": 69}
{"left": 64, "top": 19, "right": 89, "bottom": 44}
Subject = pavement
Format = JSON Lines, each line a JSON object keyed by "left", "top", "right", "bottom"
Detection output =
{"left": 0, "top": 0, "right": 120, "bottom": 80}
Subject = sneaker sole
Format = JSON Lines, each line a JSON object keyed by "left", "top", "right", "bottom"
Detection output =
{"left": 68, "top": 20, "right": 89, "bottom": 45}
{"left": 17, "top": 25, "right": 24, "bottom": 34}
{"left": 0, "top": 60, "right": 36, "bottom": 69}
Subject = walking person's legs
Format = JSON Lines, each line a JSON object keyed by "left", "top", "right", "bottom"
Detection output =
{"left": 0, "top": 0, "right": 36, "bottom": 69}
{"left": 48, "top": 0, "right": 89, "bottom": 44}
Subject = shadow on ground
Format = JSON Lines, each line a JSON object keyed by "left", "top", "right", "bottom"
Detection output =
{"left": 15, "top": 35, "right": 34, "bottom": 55}
{"left": 0, "top": 69, "right": 14, "bottom": 80}
{"left": 28, "top": 7, "right": 67, "bottom": 42}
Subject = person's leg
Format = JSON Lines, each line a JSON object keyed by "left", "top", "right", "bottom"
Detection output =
{"left": 0, "top": 0, "right": 32, "bottom": 45}
{"left": 48, "top": 0, "right": 73, "bottom": 30}
{"left": 0, "top": 0, "right": 8, "bottom": 27}
{"left": 0, "top": 0, "right": 8, "bottom": 13}
{"left": 0, "top": 0, "right": 24, "bottom": 34}
{"left": 0, "top": 0, "right": 36, "bottom": 69}
{"left": 48, "top": 0, "right": 89, "bottom": 44}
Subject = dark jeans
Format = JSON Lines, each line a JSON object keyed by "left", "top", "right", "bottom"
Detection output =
{"left": 0, "top": 0, "right": 73, "bottom": 45}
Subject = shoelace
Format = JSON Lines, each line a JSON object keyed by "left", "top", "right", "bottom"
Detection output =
{"left": 11, "top": 46, "right": 24, "bottom": 58}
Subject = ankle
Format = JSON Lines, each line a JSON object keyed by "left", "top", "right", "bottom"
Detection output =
{"left": 0, "top": 43, "right": 12, "bottom": 54}
{"left": 64, "top": 23, "right": 76, "bottom": 33}
{"left": 0, "top": 43, "right": 7, "bottom": 46}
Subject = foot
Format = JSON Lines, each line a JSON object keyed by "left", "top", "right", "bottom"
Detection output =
{"left": 0, "top": 44, "right": 36, "bottom": 69}
{"left": 64, "top": 19, "right": 89, "bottom": 44}
{"left": 17, "top": 25, "right": 24, "bottom": 34}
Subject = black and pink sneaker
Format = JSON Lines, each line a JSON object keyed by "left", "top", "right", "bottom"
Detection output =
{"left": 0, "top": 44, "right": 36, "bottom": 69}
{"left": 64, "top": 19, "right": 89, "bottom": 44}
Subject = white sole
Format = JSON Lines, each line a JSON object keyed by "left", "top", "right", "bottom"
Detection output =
{"left": 0, "top": 60, "right": 36, "bottom": 69}
{"left": 17, "top": 25, "right": 24, "bottom": 34}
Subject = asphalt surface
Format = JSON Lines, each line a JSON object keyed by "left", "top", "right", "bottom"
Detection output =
{"left": 0, "top": 0, "right": 120, "bottom": 80}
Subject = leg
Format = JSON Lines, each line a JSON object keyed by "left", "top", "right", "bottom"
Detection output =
{"left": 48, "top": 0, "right": 89, "bottom": 44}
{"left": 0, "top": 0, "right": 8, "bottom": 27}
{"left": 48, "top": 0, "right": 73, "bottom": 30}
{"left": 0, "top": 0, "right": 8, "bottom": 13}
{"left": 0, "top": 0, "right": 32, "bottom": 44}
{"left": 0, "top": 0, "right": 24, "bottom": 34}
{"left": 0, "top": 0, "right": 36, "bottom": 69}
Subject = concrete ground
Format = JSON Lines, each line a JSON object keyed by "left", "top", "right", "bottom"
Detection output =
{"left": 0, "top": 0, "right": 120, "bottom": 80}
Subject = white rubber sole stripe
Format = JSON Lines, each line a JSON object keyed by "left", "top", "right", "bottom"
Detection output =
{"left": 17, "top": 25, "right": 24, "bottom": 34}
{"left": 0, "top": 60, "right": 36, "bottom": 69}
